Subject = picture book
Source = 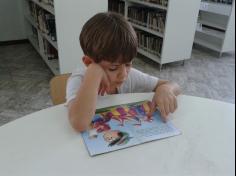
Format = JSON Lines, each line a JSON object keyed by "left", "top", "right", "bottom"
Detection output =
{"left": 81, "top": 100, "right": 181, "bottom": 156}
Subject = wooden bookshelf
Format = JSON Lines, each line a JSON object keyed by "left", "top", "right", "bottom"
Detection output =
{"left": 194, "top": 0, "right": 235, "bottom": 56}
{"left": 109, "top": 0, "right": 201, "bottom": 69}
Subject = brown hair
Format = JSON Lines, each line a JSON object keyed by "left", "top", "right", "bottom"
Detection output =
{"left": 80, "top": 12, "right": 137, "bottom": 63}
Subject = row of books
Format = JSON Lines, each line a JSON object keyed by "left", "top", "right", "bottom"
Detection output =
{"left": 108, "top": 0, "right": 125, "bottom": 15}
{"left": 43, "top": 39, "right": 58, "bottom": 60}
{"left": 29, "top": 1, "right": 57, "bottom": 42}
{"left": 139, "top": 0, "right": 168, "bottom": 7}
{"left": 31, "top": 26, "right": 40, "bottom": 48}
{"left": 108, "top": 0, "right": 164, "bottom": 56}
{"left": 30, "top": 24, "right": 58, "bottom": 60}
{"left": 202, "top": 0, "right": 233, "bottom": 4}
{"left": 39, "top": 0, "right": 54, "bottom": 7}
{"left": 136, "top": 30, "right": 163, "bottom": 56}
{"left": 128, "top": 6, "right": 166, "bottom": 33}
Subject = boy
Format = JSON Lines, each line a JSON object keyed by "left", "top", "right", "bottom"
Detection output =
{"left": 66, "top": 12, "right": 181, "bottom": 132}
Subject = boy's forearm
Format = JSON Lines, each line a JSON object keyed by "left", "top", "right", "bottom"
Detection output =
{"left": 69, "top": 66, "right": 103, "bottom": 132}
{"left": 155, "top": 80, "right": 181, "bottom": 96}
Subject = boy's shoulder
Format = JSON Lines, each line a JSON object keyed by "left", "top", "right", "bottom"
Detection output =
{"left": 70, "top": 67, "right": 86, "bottom": 78}
{"left": 129, "top": 68, "right": 150, "bottom": 78}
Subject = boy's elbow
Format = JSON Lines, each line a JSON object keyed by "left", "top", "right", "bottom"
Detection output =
{"left": 68, "top": 113, "right": 90, "bottom": 133}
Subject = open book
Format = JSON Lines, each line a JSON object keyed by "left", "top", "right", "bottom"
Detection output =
{"left": 81, "top": 100, "right": 181, "bottom": 156}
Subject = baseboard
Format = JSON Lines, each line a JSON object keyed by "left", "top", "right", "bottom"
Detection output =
{"left": 0, "top": 39, "right": 28, "bottom": 46}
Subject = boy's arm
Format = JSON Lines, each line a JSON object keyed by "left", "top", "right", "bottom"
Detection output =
{"left": 148, "top": 80, "right": 181, "bottom": 121}
{"left": 155, "top": 80, "right": 181, "bottom": 96}
{"left": 68, "top": 63, "right": 109, "bottom": 132}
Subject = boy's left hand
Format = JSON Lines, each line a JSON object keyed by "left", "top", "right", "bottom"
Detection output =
{"left": 148, "top": 84, "right": 178, "bottom": 122}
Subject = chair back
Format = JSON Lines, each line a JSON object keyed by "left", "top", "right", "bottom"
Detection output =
{"left": 50, "top": 73, "right": 71, "bottom": 105}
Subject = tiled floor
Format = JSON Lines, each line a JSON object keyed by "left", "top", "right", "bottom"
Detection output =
{"left": 0, "top": 43, "right": 53, "bottom": 125}
{"left": 0, "top": 42, "right": 235, "bottom": 126}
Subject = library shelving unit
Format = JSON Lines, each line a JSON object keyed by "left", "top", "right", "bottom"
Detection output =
{"left": 108, "top": 0, "right": 201, "bottom": 69}
{"left": 194, "top": 0, "right": 235, "bottom": 56}
{"left": 22, "top": 0, "right": 59, "bottom": 75}
{"left": 22, "top": 0, "right": 108, "bottom": 74}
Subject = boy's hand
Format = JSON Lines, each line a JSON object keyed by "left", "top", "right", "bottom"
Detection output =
{"left": 87, "top": 63, "right": 110, "bottom": 96}
{"left": 98, "top": 71, "right": 110, "bottom": 96}
{"left": 148, "top": 82, "right": 180, "bottom": 122}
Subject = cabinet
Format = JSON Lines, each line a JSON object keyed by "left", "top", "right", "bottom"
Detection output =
{"left": 194, "top": 0, "right": 235, "bottom": 56}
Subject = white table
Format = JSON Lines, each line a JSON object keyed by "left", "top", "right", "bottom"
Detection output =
{"left": 0, "top": 93, "right": 235, "bottom": 176}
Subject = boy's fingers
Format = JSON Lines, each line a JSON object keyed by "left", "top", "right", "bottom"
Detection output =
{"left": 103, "top": 72, "right": 111, "bottom": 87}
{"left": 147, "top": 101, "right": 156, "bottom": 117}
{"left": 170, "top": 101, "right": 175, "bottom": 113}
{"left": 174, "top": 97, "right": 178, "bottom": 110}
{"left": 101, "top": 89, "right": 105, "bottom": 96}
{"left": 164, "top": 100, "right": 170, "bottom": 116}
{"left": 100, "top": 85, "right": 106, "bottom": 96}
{"left": 159, "top": 105, "right": 167, "bottom": 122}
{"left": 98, "top": 85, "right": 102, "bottom": 95}
{"left": 100, "top": 87, "right": 103, "bottom": 95}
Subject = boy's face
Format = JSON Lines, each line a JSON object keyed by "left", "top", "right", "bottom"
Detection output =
{"left": 99, "top": 60, "right": 132, "bottom": 89}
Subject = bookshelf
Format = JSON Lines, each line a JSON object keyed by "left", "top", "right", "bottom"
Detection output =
{"left": 108, "top": 0, "right": 201, "bottom": 69}
{"left": 22, "top": 0, "right": 108, "bottom": 74}
{"left": 22, "top": 0, "right": 59, "bottom": 75}
{"left": 194, "top": 0, "right": 235, "bottom": 56}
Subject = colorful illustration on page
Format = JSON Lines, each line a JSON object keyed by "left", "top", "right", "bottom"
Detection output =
{"left": 87, "top": 101, "right": 153, "bottom": 146}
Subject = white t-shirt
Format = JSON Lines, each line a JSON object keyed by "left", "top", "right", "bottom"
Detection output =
{"left": 66, "top": 67, "right": 159, "bottom": 104}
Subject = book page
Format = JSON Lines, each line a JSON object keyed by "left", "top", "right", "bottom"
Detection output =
{"left": 81, "top": 101, "right": 181, "bottom": 156}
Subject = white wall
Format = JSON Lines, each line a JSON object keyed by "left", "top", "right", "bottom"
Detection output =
{"left": 54, "top": 0, "right": 108, "bottom": 74}
{"left": 161, "top": 0, "right": 201, "bottom": 64}
{"left": 0, "top": 0, "right": 26, "bottom": 41}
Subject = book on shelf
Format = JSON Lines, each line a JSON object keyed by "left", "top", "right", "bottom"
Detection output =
{"left": 108, "top": 0, "right": 166, "bottom": 58}
{"left": 28, "top": 1, "right": 57, "bottom": 41}
{"left": 45, "top": 13, "right": 57, "bottom": 41}
{"left": 140, "top": 0, "right": 169, "bottom": 7}
{"left": 128, "top": 6, "right": 166, "bottom": 33}
{"left": 43, "top": 39, "right": 58, "bottom": 60}
{"left": 31, "top": 26, "right": 39, "bottom": 47}
{"left": 136, "top": 29, "right": 163, "bottom": 56}
{"left": 82, "top": 100, "right": 181, "bottom": 156}
{"left": 108, "top": 0, "right": 125, "bottom": 15}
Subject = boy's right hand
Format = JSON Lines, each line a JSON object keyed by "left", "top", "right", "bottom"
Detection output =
{"left": 87, "top": 63, "right": 110, "bottom": 96}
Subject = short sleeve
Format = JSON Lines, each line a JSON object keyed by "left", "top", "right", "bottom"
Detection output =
{"left": 66, "top": 70, "right": 84, "bottom": 105}
{"left": 119, "top": 68, "right": 159, "bottom": 93}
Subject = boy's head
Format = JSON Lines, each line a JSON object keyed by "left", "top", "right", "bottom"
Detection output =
{"left": 80, "top": 12, "right": 138, "bottom": 64}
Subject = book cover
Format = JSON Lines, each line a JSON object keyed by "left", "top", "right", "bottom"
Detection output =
{"left": 81, "top": 100, "right": 181, "bottom": 156}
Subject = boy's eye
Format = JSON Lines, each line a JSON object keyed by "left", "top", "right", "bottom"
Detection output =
{"left": 108, "top": 67, "right": 118, "bottom": 71}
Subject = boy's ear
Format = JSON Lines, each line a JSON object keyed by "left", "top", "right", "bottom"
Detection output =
{"left": 82, "top": 56, "right": 94, "bottom": 67}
